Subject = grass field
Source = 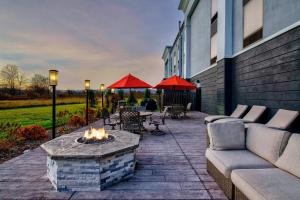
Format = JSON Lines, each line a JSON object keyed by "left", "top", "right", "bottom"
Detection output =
{"left": 0, "top": 103, "right": 85, "bottom": 129}
{"left": 0, "top": 97, "right": 86, "bottom": 109}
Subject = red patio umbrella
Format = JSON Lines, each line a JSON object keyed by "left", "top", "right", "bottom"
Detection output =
{"left": 154, "top": 75, "right": 196, "bottom": 90}
{"left": 107, "top": 73, "right": 152, "bottom": 89}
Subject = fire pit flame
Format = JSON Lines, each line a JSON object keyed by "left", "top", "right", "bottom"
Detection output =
{"left": 84, "top": 127, "right": 108, "bottom": 140}
{"left": 77, "top": 127, "right": 115, "bottom": 144}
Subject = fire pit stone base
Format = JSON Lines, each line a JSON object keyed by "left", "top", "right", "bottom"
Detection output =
{"left": 41, "top": 130, "right": 140, "bottom": 192}
{"left": 47, "top": 149, "right": 135, "bottom": 191}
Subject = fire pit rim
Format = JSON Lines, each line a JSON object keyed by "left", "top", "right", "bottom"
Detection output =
{"left": 41, "top": 129, "right": 140, "bottom": 159}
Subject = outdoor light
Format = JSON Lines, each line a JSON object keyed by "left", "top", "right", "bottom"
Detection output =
{"left": 85, "top": 80, "right": 90, "bottom": 125}
{"left": 49, "top": 69, "right": 58, "bottom": 139}
{"left": 85, "top": 80, "right": 91, "bottom": 90}
{"left": 196, "top": 80, "right": 201, "bottom": 88}
{"left": 100, "top": 84, "right": 105, "bottom": 92}
{"left": 111, "top": 88, "right": 115, "bottom": 94}
{"left": 49, "top": 70, "right": 58, "bottom": 86}
{"left": 100, "top": 84, "right": 105, "bottom": 108}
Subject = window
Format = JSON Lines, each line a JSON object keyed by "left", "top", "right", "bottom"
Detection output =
{"left": 210, "top": 0, "right": 217, "bottom": 64}
{"left": 243, "top": 0, "right": 263, "bottom": 47}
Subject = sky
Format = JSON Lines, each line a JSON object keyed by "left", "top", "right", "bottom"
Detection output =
{"left": 0, "top": 0, "right": 183, "bottom": 90}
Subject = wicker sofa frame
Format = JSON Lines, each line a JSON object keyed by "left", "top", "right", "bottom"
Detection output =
{"left": 234, "top": 187, "right": 249, "bottom": 200}
{"left": 206, "top": 128, "right": 235, "bottom": 200}
{"left": 207, "top": 160, "right": 234, "bottom": 200}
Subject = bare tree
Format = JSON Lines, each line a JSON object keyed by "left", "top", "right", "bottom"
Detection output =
{"left": 30, "top": 74, "right": 49, "bottom": 95}
{"left": 0, "top": 64, "right": 20, "bottom": 94}
{"left": 17, "top": 71, "right": 28, "bottom": 90}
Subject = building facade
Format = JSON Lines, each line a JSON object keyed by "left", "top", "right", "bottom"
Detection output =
{"left": 164, "top": 0, "right": 300, "bottom": 128}
{"left": 162, "top": 22, "right": 185, "bottom": 78}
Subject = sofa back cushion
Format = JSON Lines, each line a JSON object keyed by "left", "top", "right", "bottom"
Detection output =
{"left": 207, "top": 121, "right": 245, "bottom": 150}
{"left": 230, "top": 104, "right": 248, "bottom": 118}
{"left": 266, "top": 109, "right": 299, "bottom": 130}
{"left": 246, "top": 124, "right": 290, "bottom": 164}
{"left": 275, "top": 134, "right": 300, "bottom": 178}
{"left": 242, "top": 105, "right": 267, "bottom": 122}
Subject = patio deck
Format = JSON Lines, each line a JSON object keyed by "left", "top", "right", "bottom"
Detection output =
{"left": 0, "top": 112, "right": 227, "bottom": 200}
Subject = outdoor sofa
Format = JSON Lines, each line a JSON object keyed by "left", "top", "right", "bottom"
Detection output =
{"left": 205, "top": 121, "right": 300, "bottom": 200}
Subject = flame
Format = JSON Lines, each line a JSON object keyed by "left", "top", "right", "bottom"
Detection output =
{"left": 84, "top": 127, "right": 108, "bottom": 140}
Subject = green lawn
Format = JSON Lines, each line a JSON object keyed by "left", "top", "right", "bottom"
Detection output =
{"left": 0, "top": 104, "right": 85, "bottom": 129}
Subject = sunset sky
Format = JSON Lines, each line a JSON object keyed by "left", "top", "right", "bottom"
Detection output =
{"left": 0, "top": 0, "right": 182, "bottom": 89}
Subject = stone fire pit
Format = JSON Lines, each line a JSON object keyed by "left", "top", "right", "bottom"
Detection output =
{"left": 41, "top": 129, "right": 140, "bottom": 192}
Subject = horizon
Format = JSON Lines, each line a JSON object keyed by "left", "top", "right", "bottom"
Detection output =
{"left": 0, "top": 0, "right": 183, "bottom": 90}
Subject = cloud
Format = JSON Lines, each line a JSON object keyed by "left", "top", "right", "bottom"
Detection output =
{"left": 0, "top": 0, "right": 181, "bottom": 89}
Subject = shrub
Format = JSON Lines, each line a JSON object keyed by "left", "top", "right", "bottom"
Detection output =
{"left": 68, "top": 115, "right": 85, "bottom": 128}
{"left": 144, "top": 88, "right": 151, "bottom": 99}
{"left": 127, "top": 91, "right": 137, "bottom": 105}
{"left": 56, "top": 110, "right": 72, "bottom": 127}
{"left": 0, "top": 140, "right": 15, "bottom": 152}
{"left": 17, "top": 125, "right": 48, "bottom": 141}
{"left": 146, "top": 99, "right": 158, "bottom": 111}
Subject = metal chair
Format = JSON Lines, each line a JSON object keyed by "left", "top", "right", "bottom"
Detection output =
{"left": 170, "top": 105, "right": 185, "bottom": 119}
{"left": 149, "top": 107, "right": 168, "bottom": 134}
{"left": 184, "top": 102, "right": 192, "bottom": 117}
{"left": 120, "top": 110, "right": 142, "bottom": 135}
{"left": 102, "top": 108, "right": 119, "bottom": 130}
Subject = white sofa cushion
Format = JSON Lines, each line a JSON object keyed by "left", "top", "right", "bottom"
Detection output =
{"left": 266, "top": 109, "right": 299, "bottom": 130}
{"left": 246, "top": 124, "right": 291, "bottom": 164}
{"left": 232, "top": 168, "right": 300, "bottom": 200}
{"left": 205, "top": 149, "right": 274, "bottom": 178}
{"left": 275, "top": 134, "right": 300, "bottom": 178}
{"left": 207, "top": 121, "right": 245, "bottom": 150}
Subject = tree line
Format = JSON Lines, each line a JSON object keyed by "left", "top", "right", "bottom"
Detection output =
{"left": 0, "top": 64, "right": 50, "bottom": 98}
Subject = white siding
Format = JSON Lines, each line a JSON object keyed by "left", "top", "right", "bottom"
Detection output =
{"left": 190, "top": 0, "right": 211, "bottom": 77}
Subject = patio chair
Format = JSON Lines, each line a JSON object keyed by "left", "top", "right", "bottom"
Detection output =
{"left": 149, "top": 107, "right": 168, "bottom": 134}
{"left": 102, "top": 108, "right": 119, "bottom": 130}
{"left": 204, "top": 104, "right": 248, "bottom": 124}
{"left": 184, "top": 102, "right": 192, "bottom": 117}
{"left": 265, "top": 109, "right": 299, "bottom": 130}
{"left": 120, "top": 110, "right": 142, "bottom": 135}
{"left": 170, "top": 105, "right": 185, "bottom": 119}
{"left": 117, "top": 100, "right": 127, "bottom": 111}
{"left": 216, "top": 105, "right": 267, "bottom": 123}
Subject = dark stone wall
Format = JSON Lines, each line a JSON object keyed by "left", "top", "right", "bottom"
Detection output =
{"left": 231, "top": 25, "right": 300, "bottom": 130}
{"left": 191, "top": 61, "right": 226, "bottom": 115}
{"left": 191, "top": 25, "right": 300, "bottom": 131}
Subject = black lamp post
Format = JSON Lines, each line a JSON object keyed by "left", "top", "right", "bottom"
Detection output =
{"left": 100, "top": 84, "right": 105, "bottom": 108}
{"left": 49, "top": 70, "right": 58, "bottom": 139}
{"left": 111, "top": 88, "right": 115, "bottom": 113}
{"left": 85, "top": 80, "right": 90, "bottom": 125}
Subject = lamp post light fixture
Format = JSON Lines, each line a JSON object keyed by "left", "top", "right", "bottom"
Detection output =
{"left": 85, "top": 80, "right": 90, "bottom": 125}
{"left": 49, "top": 70, "right": 58, "bottom": 139}
{"left": 100, "top": 84, "right": 105, "bottom": 108}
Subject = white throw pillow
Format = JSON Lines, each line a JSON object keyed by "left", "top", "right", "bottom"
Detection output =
{"left": 246, "top": 124, "right": 291, "bottom": 164}
{"left": 275, "top": 134, "right": 300, "bottom": 179}
{"left": 207, "top": 121, "right": 245, "bottom": 150}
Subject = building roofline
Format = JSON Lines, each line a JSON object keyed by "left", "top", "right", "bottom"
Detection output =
{"left": 162, "top": 46, "right": 172, "bottom": 59}
{"left": 170, "top": 21, "right": 185, "bottom": 52}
